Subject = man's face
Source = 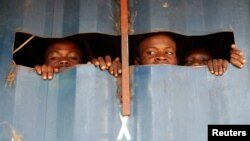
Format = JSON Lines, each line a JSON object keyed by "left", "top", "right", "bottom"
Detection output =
{"left": 137, "top": 34, "right": 178, "bottom": 65}
{"left": 45, "top": 42, "right": 82, "bottom": 68}
{"left": 183, "top": 48, "right": 213, "bottom": 66}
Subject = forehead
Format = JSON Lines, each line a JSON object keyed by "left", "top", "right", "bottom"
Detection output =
{"left": 139, "top": 34, "right": 176, "bottom": 51}
{"left": 185, "top": 48, "right": 212, "bottom": 58}
{"left": 49, "top": 42, "right": 77, "bottom": 50}
{"left": 46, "top": 42, "right": 80, "bottom": 53}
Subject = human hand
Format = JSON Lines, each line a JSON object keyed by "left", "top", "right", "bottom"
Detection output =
{"left": 108, "top": 57, "right": 122, "bottom": 77}
{"left": 92, "top": 55, "right": 112, "bottom": 70}
{"left": 230, "top": 44, "right": 246, "bottom": 68}
{"left": 92, "top": 55, "right": 122, "bottom": 77}
{"left": 207, "top": 59, "right": 228, "bottom": 76}
{"left": 34, "top": 65, "right": 59, "bottom": 80}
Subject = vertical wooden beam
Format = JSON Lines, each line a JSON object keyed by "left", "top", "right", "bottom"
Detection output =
{"left": 120, "top": 0, "right": 130, "bottom": 116}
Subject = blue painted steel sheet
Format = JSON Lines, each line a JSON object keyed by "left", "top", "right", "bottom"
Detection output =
{"left": 129, "top": 0, "right": 250, "bottom": 35}
{"left": 0, "top": 0, "right": 120, "bottom": 104}
{"left": 1, "top": 65, "right": 250, "bottom": 141}
{"left": 128, "top": 3, "right": 250, "bottom": 140}
{"left": 0, "top": 0, "right": 120, "bottom": 76}
{"left": 129, "top": 0, "right": 250, "bottom": 64}
{"left": 131, "top": 65, "right": 250, "bottom": 141}
{"left": 1, "top": 0, "right": 120, "bottom": 37}
{"left": 0, "top": 65, "right": 125, "bottom": 141}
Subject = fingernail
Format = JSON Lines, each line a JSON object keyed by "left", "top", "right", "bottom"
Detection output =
{"left": 243, "top": 60, "right": 246, "bottom": 63}
{"left": 107, "top": 62, "right": 111, "bottom": 66}
{"left": 215, "top": 72, "right": 218, "bottom": 75}
{"left": 95, "top": 62, "right": 100, "bottom": 66}
{"left": 110, "top": 71, "right": 114, "bottom": 74}
{"left": 211, "top": 71, "right": 214, "bottom": 74}
{"left": 43, "top": 76, "right": 47, "bottom": 79}
{"left": 48, "top": 76, "right": 52, "bottom": 79}
{"left": 118, "top": 70, "right": 122, "bottom": 74}
{"left": 115, "top": 74, "right": 118, "bottom": 77}
{"left": 101, "top": 66, "right": 106, "bottom": 70}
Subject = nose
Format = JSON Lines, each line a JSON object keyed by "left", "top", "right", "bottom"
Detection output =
{"left": 58, "top": 59, "right": 70, "bottom": 67}
{"left": 155, "top": 55, "right": 167, "bottom": 62}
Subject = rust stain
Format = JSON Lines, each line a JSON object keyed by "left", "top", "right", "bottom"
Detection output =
{"left": 162, "top": 2, "right": 168, "bottom": 8}
{"left": 0, "top": 122, "right": 23, "bottom": 141}
{"left": 6, "top": 73, "right": 15, "bottom": 87}
{"left": 108, "top": 1, "right": 120, "bottom": 33}
{"left": 12, "top": 128, "right": 23, "bottom": 141}
{"left": 128, "top": 11, "right": 137, "bottom": 34}
{"left": 24, "top": 0, "right": 32, "bottom": 8}
{"left": 6, "top": 62, "right": 18, "bottom": 88}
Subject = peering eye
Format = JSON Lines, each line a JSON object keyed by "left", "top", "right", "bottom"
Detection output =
{"left": 165, "top": 51, "right": 173, "bottom": 55}
{"left": 146, "top": 51, "right": 156, "bottom": 55}
{"left": 49, "top": 57, "right": 58, "bottom": 61}
{"left": 68, "top": 52, "right": 80, "bottom": 61}
{"left": 47, "top": 52, "right": 60, "bottom": 61}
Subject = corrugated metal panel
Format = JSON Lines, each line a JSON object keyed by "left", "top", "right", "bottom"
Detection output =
{"left": 0, "top": 65, "right": 124, "bottom": 141}
{"left": 131, "top": 65, "right": 250, "bottom": 141}
{"left": 1, "top": 0, "right": 120, "bottom": 37}
{"left": 129, "top": 0, "right": 250, "bottom": 65}
{"left": 1, "top": 65, "right": 250, "bottom": 141}
{"left": 0, "top": 0, "right": 120, "bottom": 98}
{"left": 0, "top": 0, "right": 120, "bottom": 67}
{"left": 129, "top": 0, "right": 250, "bottom": 35}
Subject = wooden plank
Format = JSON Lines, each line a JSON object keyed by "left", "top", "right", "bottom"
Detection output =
{"left": 120, "top": 0, "right": 130, "bottom": 116}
